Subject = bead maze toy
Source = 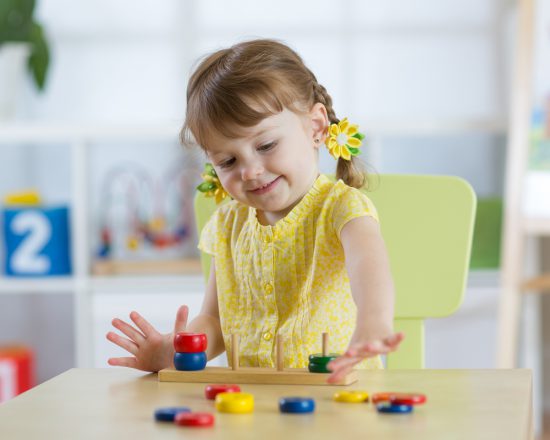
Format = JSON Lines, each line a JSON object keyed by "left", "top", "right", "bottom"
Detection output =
{"left": 158, "top": 332, "right": 357, "bottom": 386}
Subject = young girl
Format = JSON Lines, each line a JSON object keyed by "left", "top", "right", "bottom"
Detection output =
{"left": 106, "top": 39, "right": 404, "bottom": 383}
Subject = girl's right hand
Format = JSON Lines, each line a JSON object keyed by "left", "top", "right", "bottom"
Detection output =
{"left": 106, "top": 305, "right": 189, "bottom": 373}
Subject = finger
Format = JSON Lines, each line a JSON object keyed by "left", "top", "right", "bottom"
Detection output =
{"left": 130, "top": 311, "right": 159, "bottom": 338}
{"left": 107, "top": 356, "right": 138, "bottom": 369}
{"left": 384, "top": 332, "right": 405, "bottom": 348}
{"left": 328, "top": 355, "right": 362, "bottom": 372}
{"left": 173, "top": 305, "right": 189, "bottom": 334}
{"left": 327, "top": 361, "right": 357, "bottom": 383}
{"left": 106, "top": 332, "right": 139, "bottom": 356}
{"left": 111, "top": 318, "right": 146, "bottom": 343}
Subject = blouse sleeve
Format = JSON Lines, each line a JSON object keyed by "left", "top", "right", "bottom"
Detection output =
{"left": 197, "top": 210, "right": 218, "bottom": 256}
{"left": 332, "top": 188, "right": 379, "bottom": 239}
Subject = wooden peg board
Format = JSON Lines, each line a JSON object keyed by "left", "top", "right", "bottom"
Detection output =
{"left": 158, "top": 366, "right": 357, "bottom": 386}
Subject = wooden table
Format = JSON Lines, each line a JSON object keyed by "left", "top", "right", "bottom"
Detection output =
{"left": 0, "top": 368, "right": 533, "bottom": 439}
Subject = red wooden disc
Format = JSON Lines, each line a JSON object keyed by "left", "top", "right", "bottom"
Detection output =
{"left": 389, "top": 393, "right": 427, "bottom": 405}
{"left": 205, "top": 384, "right": 241, "bottom": 400}
{"left": 174, "top": 332, "right": 207, "bottom": 353}
{"left": 372, "top": 392, "right": 426, "bottom": 405}
{"left": 174, "top": 412, "right": 214, "bottom": 427}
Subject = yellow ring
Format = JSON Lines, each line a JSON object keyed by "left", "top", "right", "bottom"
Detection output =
{"left": 333, "top": 390, "right": 369, "bottom": 403}
{"left": 215, "top": 392, "right": 254, "bottom": 413}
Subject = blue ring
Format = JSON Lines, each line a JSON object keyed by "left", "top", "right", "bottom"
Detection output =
{"left": 174, "top": 351, "right": 207, "bottom": 371}
{"left": 279, "top": 397, "right": 315, "bottom": 413}
{"left": 376, "top": 403, "right": 413, "bottom": 414}
{"left": 154, "top": 407, "right": 191, "bottom": 422}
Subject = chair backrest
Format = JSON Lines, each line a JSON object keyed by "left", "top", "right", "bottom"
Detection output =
{"left": 194, "top": 174, "right": 476, "bottom": 369}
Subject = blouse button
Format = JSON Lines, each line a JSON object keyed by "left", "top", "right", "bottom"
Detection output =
{"left": 263, "top": 332, "right": 272, "bottom": 341}
{"left": 264, "top": 234, "right": 272, "bottom": 243}
{"left": 264, "top": 283, "right": 273, "bottom": 294}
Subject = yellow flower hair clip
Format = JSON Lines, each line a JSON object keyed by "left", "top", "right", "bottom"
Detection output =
{"left": 325, "top": 117, "right": 365, "bottom": 160}
{"left": 197, "top": 163, "right": 229, "bottom": 204}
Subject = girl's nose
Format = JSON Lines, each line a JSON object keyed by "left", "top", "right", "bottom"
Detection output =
{"left": 241, "top": 161, "right": 264, "bottom": 181}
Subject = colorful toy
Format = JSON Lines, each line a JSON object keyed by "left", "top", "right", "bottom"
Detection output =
{"left": 3, "top": 206, "right": 72, "bottom": 276}
{"left": 308, "top": 332, "right": 338, "bottom": 373}
{"left": 154, "top": 407, "right": 191, "bottom": 422}
{"left": 174, "top": 412, "right": 215, "bottom": 427}
{"left": 333, "top": 390, "right": 369, "bottom": 403}
{"left": 279, "top": 397, "right": 315, "bottom": 414}
{"left": 173, "top": 352, "right": 207, "bottom": 371}
{"left": 371, "top": 392, "right": 426, "bottom": 405}
{"left": 95, "top": 162, "right": 196, "bottom": 260}
{"left": 159, "top": 332, "right": 356, "bottom": 386}
{"left": 375, "top": 402, "right": 414, "bottom": 414}
{"left": 215, "top": 392, "right": 254, "bottom": 414}
{"left": 174, "top": 332, "right": 207, "bottom": 353}
{"left": 204, "top": 384, "right": 241, "bottom": 400}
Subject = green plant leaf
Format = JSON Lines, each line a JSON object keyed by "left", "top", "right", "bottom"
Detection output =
{"left": 27, "top": 22, "right": 49, "bottom": 90}
{"left": 197, "top": 182, "right": 216, "bottom": 192}
{"left": 0, "top": 0, "right": 35, "bottom": 42}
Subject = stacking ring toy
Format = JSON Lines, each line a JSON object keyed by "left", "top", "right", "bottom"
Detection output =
{"left": 174, "top": 412, "right": 215, "bottom": 427}
{"left": 333, "top": 390, "right": 369, "bottom": 403}
{"left": 279, "top": 397, "right": 315, "bottom": 414}
{"left": 307, "top": 353, "right": 338, "bottom": 373}
{"left": 174, "top": 332, "right": 207, "bottom": 353}
{"left": 174, "top": 352, "right": 207, "bottom": 371}
{"left": 215, "top": 392, "right": 254, "bottom": 414}
{"left": 205, "top": 384, "right": 241, "bottom": 400}
{"left": 376, "top": 402, "right": 413, "bottom": 414}
{"left": 154, "top": 407, "right": 191, "bottom": 422}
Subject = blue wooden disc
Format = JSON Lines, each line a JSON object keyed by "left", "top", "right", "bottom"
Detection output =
{"left": 154, "top": 407, "right": 191, "bottom": 422}
{"left": 174, "top": 351, "right": 207, "bottom": 371}
{"left": 376, "top": 402, "right": 413, "bottom": 414}
{"left": 279, "top": 397, "right": 315, "bottom": 414}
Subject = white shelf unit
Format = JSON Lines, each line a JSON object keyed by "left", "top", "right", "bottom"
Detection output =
{"left": 0, "top": 120, "right": 506, "bottom": 368}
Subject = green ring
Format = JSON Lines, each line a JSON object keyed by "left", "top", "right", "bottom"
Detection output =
{"left": 308, "top": 361, "right": 332, "bottom": 373}
{"left": 308, "top": 354, "right": 338, "bottom": 366}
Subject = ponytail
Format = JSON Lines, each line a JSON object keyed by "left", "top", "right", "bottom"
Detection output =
{"left": 312, "top": 81, "right": 367, "bottom": 189}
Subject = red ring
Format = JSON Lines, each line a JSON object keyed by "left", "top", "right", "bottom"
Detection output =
{"left": 174, "top": 332, "right": 207, "bottom": 353}
{"left": 204, "top": 384, "right": 241, "bottom": 400}
{"left": 174, "top": 412, "right": 214, "bottom": 427}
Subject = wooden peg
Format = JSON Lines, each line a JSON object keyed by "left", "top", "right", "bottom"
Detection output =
{"left": 231, "top": 334, "right": 239, "bottom": 370}
{"left": 322, "top": 332, "right": 329, "bottom": 357}
{"left": 276, "top": 333, "right": 284, "bottom": 371}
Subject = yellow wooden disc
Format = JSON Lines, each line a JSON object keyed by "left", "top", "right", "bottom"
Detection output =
{"left": 333, "top": 390, "right": 369, "bottom": 403}
{"left": 215, "top": 392, "right": 254, "bottom": 413}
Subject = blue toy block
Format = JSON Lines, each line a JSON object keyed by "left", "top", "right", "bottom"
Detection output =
{"left": 3, "top": 206, "right": 72, "bottom": 276}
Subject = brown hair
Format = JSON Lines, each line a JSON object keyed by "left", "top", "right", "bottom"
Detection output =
{"left": 181, "top": 39, "right": 366, "bottom": 188}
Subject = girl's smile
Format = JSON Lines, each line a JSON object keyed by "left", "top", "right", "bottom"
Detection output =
{"left": 248, "top": 176, "right": 281, "bottom": 195}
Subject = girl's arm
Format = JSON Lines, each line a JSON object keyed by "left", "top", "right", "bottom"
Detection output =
{"left": 106, "top": 258, "right": 224, "bottom": 372}
{"left": 327, "top": 216, "right": 404, "bottom": 382}
{"left": 186, "top": 259, "right": 225, "bottom": 361}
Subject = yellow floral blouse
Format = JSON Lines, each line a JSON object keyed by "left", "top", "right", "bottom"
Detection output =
{"left": 198, "top": 174, "right": 383, "bottom": 370}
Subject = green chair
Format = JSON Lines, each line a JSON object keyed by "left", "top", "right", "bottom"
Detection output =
{"left": 194, "top": 174, "right": 476, "bottom": 369}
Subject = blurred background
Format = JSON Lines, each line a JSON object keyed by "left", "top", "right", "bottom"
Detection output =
{"left": 0, "top": 0, "right": 549, "bottom": 436}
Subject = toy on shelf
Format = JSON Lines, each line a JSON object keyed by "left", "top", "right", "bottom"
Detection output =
{"left": 92, "top": 159, "right": 201, "bottom": 275}
{"left": 2, "top": 190, "right": 72, "bottom": 276}
{"left": 159, "top": 332, "right": 357, "bottom": 386}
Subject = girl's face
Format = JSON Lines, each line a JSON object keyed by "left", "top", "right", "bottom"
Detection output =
{"left": 206, "top": 105, "right": 328, "bottom": 225}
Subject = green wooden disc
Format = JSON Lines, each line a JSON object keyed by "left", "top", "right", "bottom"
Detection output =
{"left": 308, "top": 353, "right": 338, "bottom": 365}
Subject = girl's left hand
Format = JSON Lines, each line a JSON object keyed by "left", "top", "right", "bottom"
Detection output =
{"left": 326, "top": 332, "right": 405, "bottom": 383}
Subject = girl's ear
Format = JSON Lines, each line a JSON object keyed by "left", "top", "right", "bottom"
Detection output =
{"left": 309, "top": 103, "right": 329, "bottom": 148}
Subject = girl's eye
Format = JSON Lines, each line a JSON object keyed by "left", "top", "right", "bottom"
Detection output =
{"left": 258, "top": 141, "right": 276, "bottom": 152}
{"left": 218, "top": 158, "right": 235, "bottom": 169}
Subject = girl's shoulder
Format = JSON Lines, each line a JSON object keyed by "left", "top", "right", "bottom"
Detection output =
{"left": 210, "top": 199, "right": 250, "bottom": 226}
{"left": 324, "top": 178, "right": 378, "bottom": 222}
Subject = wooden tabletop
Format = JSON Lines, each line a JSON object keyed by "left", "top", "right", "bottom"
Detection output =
{"left": 0, "top": 368, "right": 533, "bottom": 440}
